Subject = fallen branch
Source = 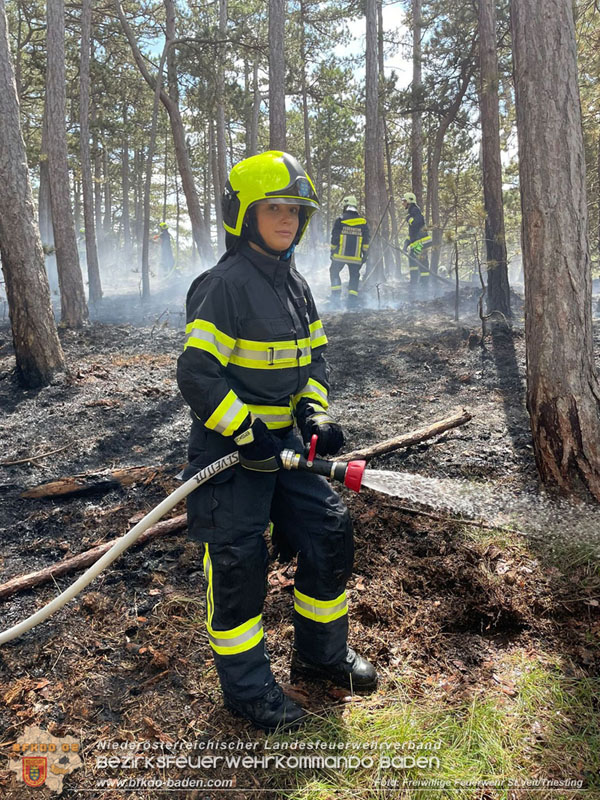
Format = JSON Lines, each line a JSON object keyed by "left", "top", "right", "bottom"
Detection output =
{"left": 20, "top": 464, "right": 182, "bottom": 500}
{"left": 337, "top": 408, "right": 472, "bottom": 462}
{"left": 1, "top": 443, "right": 73, "bottom": 467}
{"left": 379, "top": 501, "right": 523, "bottom": 535}
{"left": 21, "top": 411, "right": 472, "bottom": 499}
{"left": 0, "top": 513, "right": 187, "bottom": 600}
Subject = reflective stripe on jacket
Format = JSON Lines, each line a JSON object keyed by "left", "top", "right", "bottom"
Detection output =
{"left": 177, "top": 243, "right": 330, "bottom": 438}
{"left": 330, "top": 212, "right": 370, "bottom": 263}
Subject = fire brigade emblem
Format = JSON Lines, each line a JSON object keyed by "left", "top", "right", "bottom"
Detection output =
{"left": 297, "top": 177, "right": 311, "bottom": 197}
{"left": 23, "top": 756, "right": 47, "bottom": 787}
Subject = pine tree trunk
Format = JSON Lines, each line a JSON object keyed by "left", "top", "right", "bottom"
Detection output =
{"left": 268, "top": 0, "right": 286, "bottom": 150}
{"left": 512, "top": 0, "right": 600, "bottom": 501}
{"left": 0, "top": 0, "right": 65, "bottom": 386}
{"left": 411, "top": 0, "right": 424, "bottom": 207}
{"left": 479, "top": 0, "right": 510, "bottom": 318}
{"left": 250, "top": 59, "right": 260, "bottom": 157}
{"left": 114, "top": 0, "right": 212, "bottom": 258}
{"left": 365, "top": 0, "right": 383, "bottom": 281}
{"left": 80, "top": 0, "right": 102, "bottom": 303}
{"left": 46, "top": 0, "right": 88, "bottom": 326}
{"left": 215, "top": 0, "right": 227, "bottom": 251}
{"left": 428, "top": 61, "right": 472, "bottom": 275}
{"left": 121, "top": 103, "right": 132, "bottom": 259}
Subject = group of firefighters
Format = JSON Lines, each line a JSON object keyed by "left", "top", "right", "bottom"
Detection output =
{"left": 177, "top": 150, "right": 431, "bottom": 733}
{"left": 153, "top": 193, "right": 432, "bottom": 301}
{"left": 328, "top": 191, "right": 432, "bottom": 308}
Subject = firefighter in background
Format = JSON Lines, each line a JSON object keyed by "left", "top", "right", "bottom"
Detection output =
{"left": 177, "top": 152, "right": 378, "bottom": 734}
{"left": 329, "top": 195, "right": 370, "bottom": 308}
{"left": 402, "top": 192, "right": 431, "bottom": 295}
{"left": 152, "top": 221, "right": 175, "bottom": 275}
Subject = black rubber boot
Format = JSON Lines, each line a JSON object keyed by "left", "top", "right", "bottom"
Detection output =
{"left": 290, "top": 646, "right": 378, "bottom": 693}
{"left": 224, "top": 684, "right": 306, "bottom": 732}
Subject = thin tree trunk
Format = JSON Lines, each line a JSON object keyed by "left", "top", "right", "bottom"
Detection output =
{"left": 299, "top": 0, "right": 312, "bottom": 176}
{"left": 365, "top": 0, "right": 383, "bottom": 281}
{"left": 209, "top": 120, "right": 223, "bottom": 240}
{"left": 411, "top": 0, "right": 424, "bottom": 207}
{"left": 428, "top": 60, "right": 473, "bottom": 275}
{"left": 121, "top": 102, "right": 132, "bottom": 259}
{"left": 215, "top": 0, "right": 227, "bottom": 251}
{"left": 114, "top": 0, "right": 212, "bottom": 257}
{"left": 268, "top": 0, "right": 286, "bottom": 149}
{"left": 377, "top": 0, "right": 391, "bottom": 277}
{"left": 479, "top": 0, "right": 510, "bottom": 318}
{"left": 250, "top": 59, "right": 260, "bottom": 157}
{"left": 80, "top": 0, "right": 102, "bottom": 303}
{"left": 141, "top": 47, "right": 168, "bottom": 299}
{"left": 0, "top": 0, "right": 65, "bottom": 386}
{"left": 46, "top": 0, "right": 88, "bottom": 326}
{"left": 103, "top": 147, "right": 112, "bottom": 242}
{"left": 512, "top": 0, "right": 600, "bottom": 501}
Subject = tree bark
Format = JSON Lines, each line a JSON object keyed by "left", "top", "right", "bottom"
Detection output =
{"left": 38, "top": 113, "right": 53, "bottom": 248}
{"left": 46, "top": 0, "right": 88, "bottom": 326}
{"left": 428, "top": 58, "right": 473, "bottom": 275}
{"left": 365, "top": 0, "right": 383, "bottom": 280}
{"left": 299, "top": 0, "right": 312, "bottom": 177}
{"left": 512, "top": 0, "right": 600, "bottom": 501}
{"left": 0, "top": 0, "right": 65, "bottom": 386}
{"left": 478, "top": 0, "right": 510, "bottom": 318}
{"left": 250, "top": 58, "right": 260, "bottom": 157}
{"left": 268, "top": 0, "right": 286, "bottom": 149}
{"left": 121, "top": 102, "right": 132, "bottom": 259}
{"left": 141, "top": 46, "right": 167, "bottom": 300}
{"left": 215, "top": 0, "right": 227, "bottom": 251}
{"left": 80, "top": 0, "right": 103, "bottom": 303}
{"left": 114, "top": 0, "right": 212, "bottom": 258}
{"left": 411, "top": 0, "right": 424, "bottom": 207}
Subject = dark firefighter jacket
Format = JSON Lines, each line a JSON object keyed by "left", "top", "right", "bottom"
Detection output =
{"left": 405, "top": 203, "right": 430, "bottom": 248}
{"left": 177, "top": 242, "right": 330, "bottom": 460}
{"left": 330, "top": 211, "right": 370, "bottom": 263}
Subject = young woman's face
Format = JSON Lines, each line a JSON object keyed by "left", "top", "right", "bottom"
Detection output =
{"left": 253, "top": 201, "right": 300, "bottom": 251}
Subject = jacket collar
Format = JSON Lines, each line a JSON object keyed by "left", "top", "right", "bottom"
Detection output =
{"left": 238, "top": 241, "right": 291, "bottom": 286}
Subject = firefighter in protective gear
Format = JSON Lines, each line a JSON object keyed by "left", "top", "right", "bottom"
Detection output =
{"left": 402, "top": 192, "right": 431, "bottom": 295}
{"left": 329, "top": 195, "right": 370, "bottom": 308}
{"left": 177, "top": 151, "right": 377, "bottom": 733}
{"left": 151, "top": 222, "right": 175, "bottom": 275}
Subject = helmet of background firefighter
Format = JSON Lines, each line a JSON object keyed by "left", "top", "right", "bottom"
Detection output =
{"left": 221, "top": 151, "right": 320, "bottom": 247}
{"left": 402, "top": 192, "right": 417, "bottom": 205}
{"left": 342, "top": 195, "right": 358, "bottom": 210}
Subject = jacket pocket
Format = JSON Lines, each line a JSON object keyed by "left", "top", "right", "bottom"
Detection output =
{"left": 186, "top": 466, "right": 234, "bottom": 533}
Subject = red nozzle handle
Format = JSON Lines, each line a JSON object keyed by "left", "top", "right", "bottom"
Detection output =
{"left": 307, "top": 434, "right": 318, "bottom": 465}
{"left": 344, "top": 460, "right": 366, "bottom": 493}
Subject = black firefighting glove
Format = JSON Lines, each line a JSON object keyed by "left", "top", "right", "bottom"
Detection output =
{"left": 233, "top": 416, "right": 283, "bottom": 472}
{"left": 295, "top": 398, "right": 345, "bottom": 456}
{"left": 403, "top": 238, "right": 410, "bottom": 254}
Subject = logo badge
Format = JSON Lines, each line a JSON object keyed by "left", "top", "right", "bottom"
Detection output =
{"left": 23, "top": 756, "right": 47, "bottom": 787}
{"left": 297, "top": 177, "right": 311, "bottom": 197}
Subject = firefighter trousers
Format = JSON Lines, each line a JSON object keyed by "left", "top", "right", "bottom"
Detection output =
{"left": 330, "top": 260, "right": 362, "bottom": 301}
{"left": 193, "top": 429, "right": 354, "bottom": 702}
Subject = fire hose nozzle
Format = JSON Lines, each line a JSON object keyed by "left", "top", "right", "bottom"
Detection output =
{"left": 280, "top": 449, "right": 366, "bottom": 493}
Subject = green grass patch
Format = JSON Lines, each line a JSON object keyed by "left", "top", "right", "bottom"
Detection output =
{"left": 262, "top": 658, "right": 598, "bottom": 800}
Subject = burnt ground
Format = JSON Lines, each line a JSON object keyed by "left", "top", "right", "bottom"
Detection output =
{"left": 0, "top": 288, "right": 599, "bottom": 799}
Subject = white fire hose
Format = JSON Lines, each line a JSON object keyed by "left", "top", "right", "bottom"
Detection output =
{"left": 0, "top": 444, "right": 365, "bottom": 646}
{"left": 0, "top": 452, "right": 239, "bottom": 646}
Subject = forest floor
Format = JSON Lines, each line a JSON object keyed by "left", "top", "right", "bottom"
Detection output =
{"left": 0, "top": 285, "right": 599, "bottom": 800}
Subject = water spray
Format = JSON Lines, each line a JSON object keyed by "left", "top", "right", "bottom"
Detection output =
{"left": 0, "top": 439, "right": 366, "bottom": 646}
